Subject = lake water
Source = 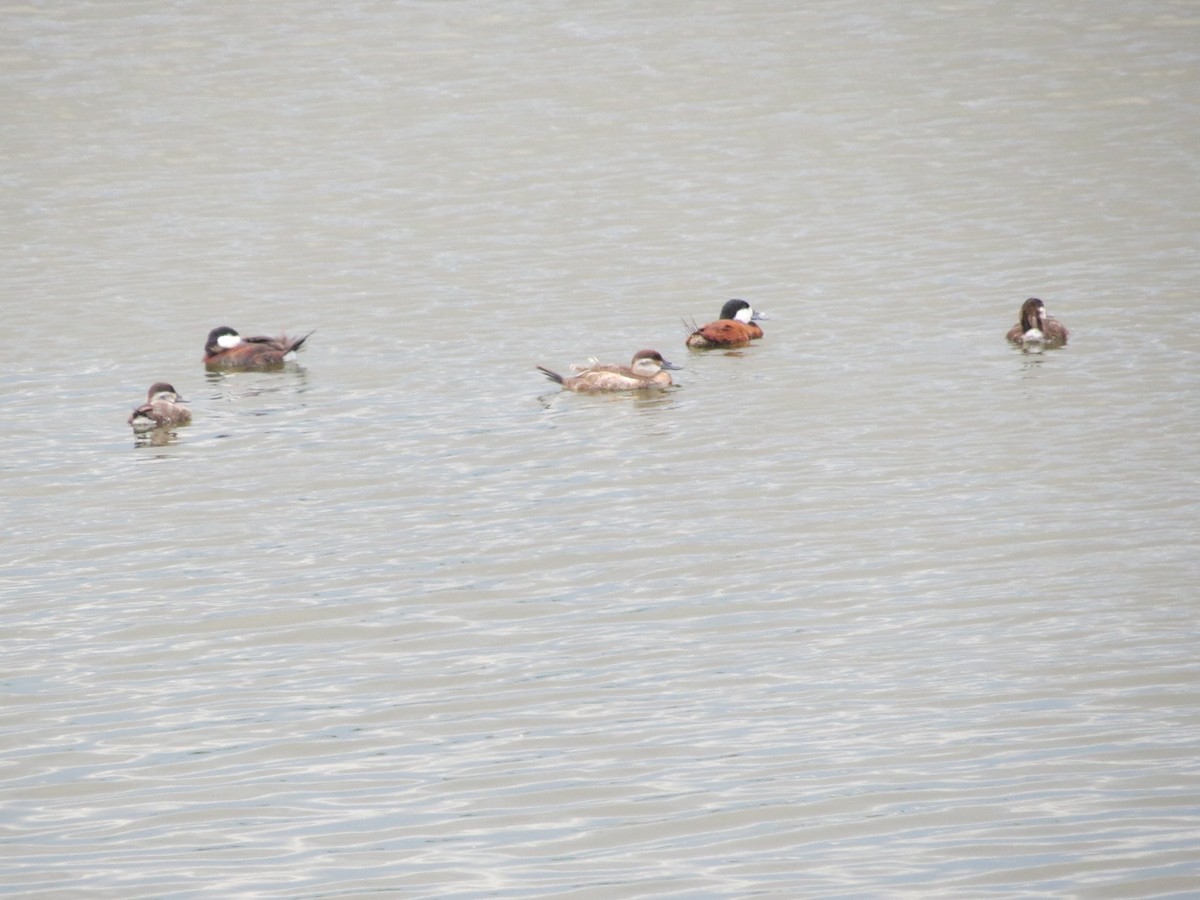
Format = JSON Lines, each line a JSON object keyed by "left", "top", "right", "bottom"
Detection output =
{"left": 2, "top": 1, "right": 1199, "bottom": 896}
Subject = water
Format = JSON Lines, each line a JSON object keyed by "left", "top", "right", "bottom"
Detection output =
{"left": 2, "top": 1, "right": 1199, "bottom": 896}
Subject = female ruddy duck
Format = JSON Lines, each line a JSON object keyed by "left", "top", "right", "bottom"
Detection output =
{"left": 203, "top": 325, "right": 312, "bottom": 368}
{"left": 537, "top": 349, "right": 680, "bottom": 392}
{"left": 128, "top": 382, "right": 191, "bottom": 430}
{"left": 1006, "top": 298, "right": 1068, "bottom": 347}
{"left": 686, "top": 298, "right": 768, "bottom": 349}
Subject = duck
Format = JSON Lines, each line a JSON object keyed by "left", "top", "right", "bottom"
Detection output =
{"left": 1006, "top": 298, "right": 1068, "bottom": 347}
{"left": 128, "top": 382, "right": 192, "bottom": 430}
{"left": 685, "top": 298, "right": 767, "bottom": 349}
{"left": 203, "top": 326, "right": 312, "bottom": 368}
{"left": 537, "top": 349, "right": 679, "bottom": 392}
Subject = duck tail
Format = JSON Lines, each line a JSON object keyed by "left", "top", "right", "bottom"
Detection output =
{"left": 536, "top": 366, "right": 564, "bottom": 385}
{"left": 289, "top": 330, "right": 314, "bottom": 352}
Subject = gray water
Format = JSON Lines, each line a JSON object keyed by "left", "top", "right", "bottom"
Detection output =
{"left": 3, "top": 1, "right": 1199, "bottom": 896}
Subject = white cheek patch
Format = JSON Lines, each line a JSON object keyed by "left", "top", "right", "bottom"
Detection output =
{"left": 217, "top": 333, "right": 242, "bottom": 349}
{"left": 735, "top": 307, "right": 754, "bottom": 323}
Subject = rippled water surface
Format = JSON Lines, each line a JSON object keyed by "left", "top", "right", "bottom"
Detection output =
{"left": 3, "top": 1, "right": 1199, "bottom": 896}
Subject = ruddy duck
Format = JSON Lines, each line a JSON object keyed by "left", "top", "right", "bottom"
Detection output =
{"left": 1006, "top": 298, "right": 1068, "bottom": 347}
{"left": 203, "top": 325, "right": 312, "bottom": 368}
{"left": 686, "top": 298, "right": 768, "bottom": 349}
{"left": 128, "top": 382, "right": 191, "bottom": 429}
{"left": 537, "top": 349, "right": 680, "bottom": 392}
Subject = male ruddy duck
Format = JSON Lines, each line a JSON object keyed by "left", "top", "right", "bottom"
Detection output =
{"left": 685, "top": 298, "right": 768, "bottom": 349}
{"left": 204, "top": 325, "right": 312, "bottom": 368}
{"left": 128, "top": 382, "right": 192, "bottom": 430}
{"left": 1006, "top": 298, "right": 1068, "bottom": 347}
{"left": 537, "top": 349, "right": 679, "bottom": 392}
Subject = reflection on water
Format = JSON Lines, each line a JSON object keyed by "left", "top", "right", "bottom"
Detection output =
{"left": 132, "top": 425, "right": 185, "bottom": 449}
{"left": 203, "top": 366, "right": 311, "bottom": 393}
{"left": 203, "top": 366, "right": 311, "bottom": 417}
{"left": 2, "top": 0, "right": 1199, "bottom": 897}
{"left": 537, "top": 385, "right": 679, "bottom": 411}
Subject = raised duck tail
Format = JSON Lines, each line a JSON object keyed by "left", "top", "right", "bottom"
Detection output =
{"left": 289, "top": 330, "right": 315, "bottom": 352}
